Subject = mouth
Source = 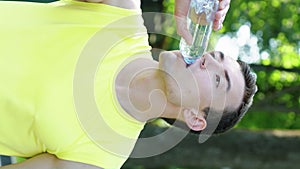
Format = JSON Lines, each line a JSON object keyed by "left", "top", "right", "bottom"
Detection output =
{"left": 183, "top": 51, "right": 223, "bottom": 68}
{"left": 183, "top": 54, "right": 208, "bottom": 68}
{"left": 184, "top": 56, "right": 206, "bottom": 69}
{"left": 185, "top": 62, "right": 192, "bottom": 68}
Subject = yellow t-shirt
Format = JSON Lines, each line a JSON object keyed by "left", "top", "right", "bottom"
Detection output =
{"left": 0, "top": 0, "right": 152, "bottom": 168}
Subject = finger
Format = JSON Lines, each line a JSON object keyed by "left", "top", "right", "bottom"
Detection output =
{"left": 174, "top": 0, "right": 190, "bottom": 18}
{"left": 175, "top": 0, "right": 193, "bottom": 44}
{"left": 215, "top": 10, "right": 226, "bottom": 24}
{"left": 216, "top": 1, "right": 230, "bottom": 19}
{"left": 218, "top": 0, "right": 231, "bottom": 10}
{"left": 215, "top": 0, "right": 230, "bottom": 21}
{"left": 213, "top": 1, "right": 230, "bottom": 30}
{"left": 175, "top": 16, "right": 193, "bottom": 44}
{"left": 213, "top": 21, "right": 223, "bottom": 31}
{"left": 213, "top": 12, "right": 224, "bottom": 31}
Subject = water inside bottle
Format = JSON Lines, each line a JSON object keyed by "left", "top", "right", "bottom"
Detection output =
{"left": 180, "top": 21, "right": 212, "bottom": 64}
{"left": 179, "top": 0, "right": 218, "bottom": 64}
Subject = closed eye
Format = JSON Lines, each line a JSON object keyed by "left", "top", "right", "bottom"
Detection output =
{"left": 216, "top": 74, "right": 220, "bottom": 88}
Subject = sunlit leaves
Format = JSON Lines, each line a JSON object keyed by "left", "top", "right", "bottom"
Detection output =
{"left": 237, "top": 111, "right": 298, "bottom": 130}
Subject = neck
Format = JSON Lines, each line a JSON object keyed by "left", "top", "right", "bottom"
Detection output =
{"left": 115, "top": 59, "right": 183, "bottom": 122}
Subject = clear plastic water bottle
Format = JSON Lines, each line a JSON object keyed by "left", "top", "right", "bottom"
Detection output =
{"left": 179, "top": 0, "right": 219, "bottom": 64}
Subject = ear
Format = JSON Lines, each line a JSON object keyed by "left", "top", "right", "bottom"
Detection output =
{"left": 183, "top": 108, "right": 207, "bottom": 131}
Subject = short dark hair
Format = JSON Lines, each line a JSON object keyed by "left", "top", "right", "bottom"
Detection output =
{"left": 163, "top": 59, "right": 257, "bottom": 135}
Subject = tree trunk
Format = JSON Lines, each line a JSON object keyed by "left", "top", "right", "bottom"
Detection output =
{"left": 123, "top": 124, "right": 300, "bottom": 169}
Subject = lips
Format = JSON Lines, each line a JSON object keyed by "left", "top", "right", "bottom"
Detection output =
{"left": 184, "top": 51, "right": 223, "bottom": 69}
{"left": 184, "top": 55, "right": 206, "bottom": 69}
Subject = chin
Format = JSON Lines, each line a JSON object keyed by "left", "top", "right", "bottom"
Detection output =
{"left": 161, "top": 72, "right": 182, "bottom": 106}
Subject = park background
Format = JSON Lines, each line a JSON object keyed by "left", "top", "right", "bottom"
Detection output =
{"left": 1, "top": 0, "right": 300, "bottom": 169}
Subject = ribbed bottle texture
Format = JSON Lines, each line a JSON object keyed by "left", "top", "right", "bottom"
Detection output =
{"left": 180, "top": 0, "right": 219, "bottom": 64}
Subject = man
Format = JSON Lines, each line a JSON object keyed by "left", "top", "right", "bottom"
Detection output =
{"left": 0, "top": 0, "right": 254, "bottom": 169}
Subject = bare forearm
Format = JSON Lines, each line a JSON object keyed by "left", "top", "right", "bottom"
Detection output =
{"left": 0, "top": 153, "right": 102, "bottom": 169}
{"left": 0, "top": 153, "right": 56, "bottom": 169}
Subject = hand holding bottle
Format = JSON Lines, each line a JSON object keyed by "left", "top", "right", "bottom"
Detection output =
{"left": 175, "top": 0, "right": 231, "bottom": 44}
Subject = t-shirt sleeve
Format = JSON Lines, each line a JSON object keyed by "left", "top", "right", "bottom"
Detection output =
{"left": 55, "top": 133, "right": 129, "bottom": 169}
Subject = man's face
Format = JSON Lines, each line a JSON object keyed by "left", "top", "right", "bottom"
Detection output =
{"left": 159, "top": 51, "right": 245, "bottom": 112}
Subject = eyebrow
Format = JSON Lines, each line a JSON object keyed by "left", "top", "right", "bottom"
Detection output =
{"left": 224, "top": 70, "right": 231, "bottom": 91}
